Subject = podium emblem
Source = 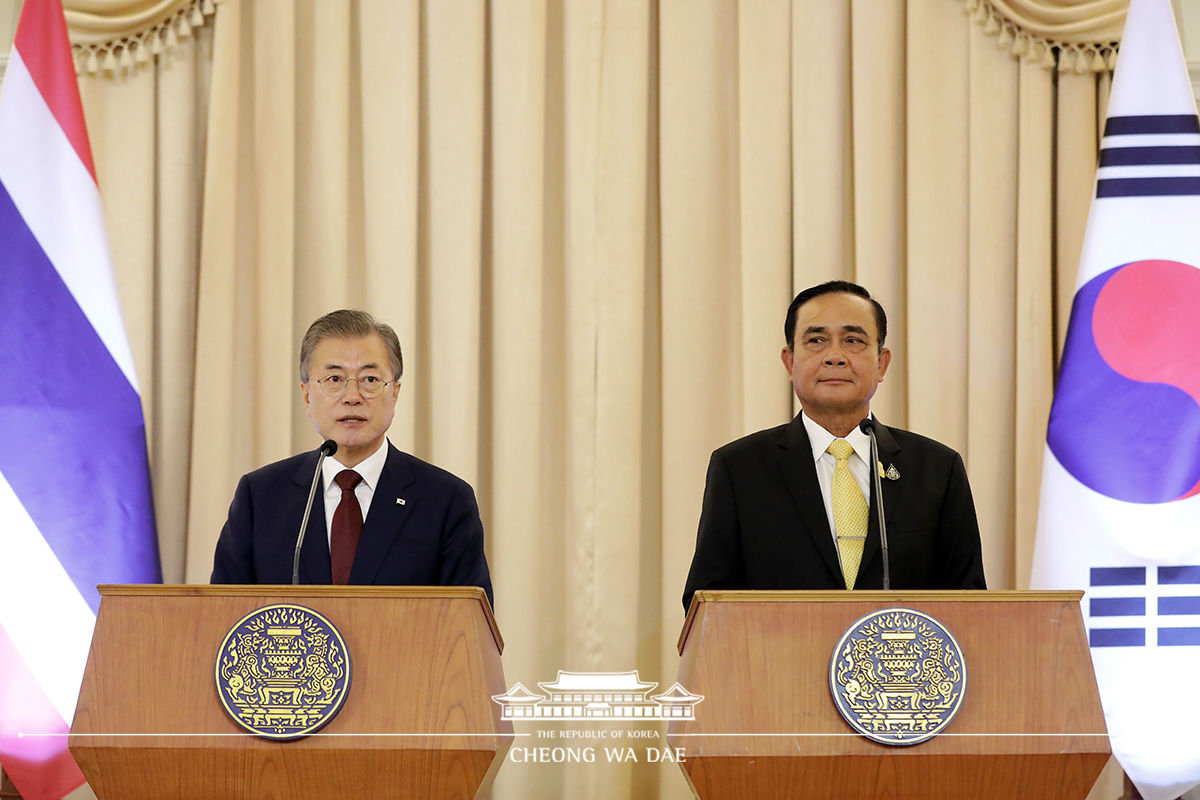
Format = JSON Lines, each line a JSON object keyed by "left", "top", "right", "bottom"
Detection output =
{"left": 829, "top": 608, "right": 966, "bottom": 745}
{"left": 215, "top": 604, "right": 351, "bottom": 740}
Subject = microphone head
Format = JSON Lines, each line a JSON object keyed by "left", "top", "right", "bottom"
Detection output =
{"left": 319, "top": 439, "right": 338, "bottom": 457}
{"left": 858, "top": 418, "right": 877, "bottom": 436}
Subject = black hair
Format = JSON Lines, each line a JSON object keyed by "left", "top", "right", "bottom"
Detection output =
{"left": 783, "top": 280, "right": 887, "bottom": 351}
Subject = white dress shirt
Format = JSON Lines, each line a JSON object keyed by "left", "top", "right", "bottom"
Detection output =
{"left": 800, "top": 411, "right": 873, "bottom": 548}
{"left": 320, "top": 438, "right": 389, "bottom": 549}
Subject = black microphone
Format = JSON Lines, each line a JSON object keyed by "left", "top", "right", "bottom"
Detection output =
{"left": 857, "top": 418, "right": 890, "bottom": 590}
{"left": 293, "top": 439, "right": 338, "bottom": 584}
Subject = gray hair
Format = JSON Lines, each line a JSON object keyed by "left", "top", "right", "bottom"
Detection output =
{"left": 299, "top": 310, "right": 403, "bottom": 382}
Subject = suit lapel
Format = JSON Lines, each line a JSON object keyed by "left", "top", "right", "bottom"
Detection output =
{"left": 859, "top": 419, "right": 901, "bottom": 586}
{"left": 349, "top": 443, "right": 417, "bottom": 584}
{"left": 292, "top": 456, "right": 333, "bottom": 584}
{"left": 776, "top": 416, "right": 843, "bottom": 583}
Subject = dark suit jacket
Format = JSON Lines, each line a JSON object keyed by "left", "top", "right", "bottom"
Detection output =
{"left": 211, "top": 442, "right": 494, "bottom": 607}
{"left": 682, "top": 414, "right": 985, "bottom": 610}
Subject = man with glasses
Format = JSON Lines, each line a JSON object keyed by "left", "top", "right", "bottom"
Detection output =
{"left": 211, "top": 310, "right": 493, "bottom": 607}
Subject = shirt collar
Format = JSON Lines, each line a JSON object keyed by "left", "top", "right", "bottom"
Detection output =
{"left": 801, "top": 410, "right": 872, "bottom": 465}
{"left": 322, "top": 437, "right": 389, "bottom": 492}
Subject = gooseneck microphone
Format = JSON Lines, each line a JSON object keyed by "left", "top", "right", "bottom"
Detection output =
{"left": 857, "top": 418, "right": 891, "bottom": 590}
{"left": 292, "top": 439, "right": 338, "bottom": 584}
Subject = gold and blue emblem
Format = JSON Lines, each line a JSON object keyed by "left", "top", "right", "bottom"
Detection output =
{"left": 829, "top": 608, "right": 966, "bottom": 746}
{"left": 215, "top": 604, "right": 351, "bottom": 740}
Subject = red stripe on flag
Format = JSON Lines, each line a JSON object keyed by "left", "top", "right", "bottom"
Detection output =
{"left": 0, "top": 624, "right": 85, "bottom": 800}
{"left": 13, "top": 0, "right": 98, "bottom": 183}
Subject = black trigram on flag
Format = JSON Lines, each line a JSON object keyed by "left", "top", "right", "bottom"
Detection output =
{"left": 1097, "top": 114, "right": 1200, "bottom": 198}
{"left": 1088, "top": 565, "right": 1200, "bottom": 647}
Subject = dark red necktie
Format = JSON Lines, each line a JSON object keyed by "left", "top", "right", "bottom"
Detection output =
{"left": 330, "top": 470, "right": 363, "bottom": 585}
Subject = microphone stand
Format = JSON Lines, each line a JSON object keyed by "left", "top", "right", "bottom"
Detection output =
{"left": 860, "top": 418, "right": 891, "bottom": 590}
{"left": 293, "top": 440, "right": 338, "bottom": 584}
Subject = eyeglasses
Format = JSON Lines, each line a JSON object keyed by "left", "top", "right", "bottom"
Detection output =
{"left": 310, "top": 374, "right": 394, "bottom": 399}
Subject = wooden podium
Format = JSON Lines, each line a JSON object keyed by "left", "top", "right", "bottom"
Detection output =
{"left": 69, "top": 585, "right": 511, "bottom": 800}
{"left": 669, "top": 591, "right": 1110, "bottom": 800}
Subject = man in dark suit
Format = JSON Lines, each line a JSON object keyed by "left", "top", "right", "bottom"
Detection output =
{"left": 682, "top": 281, "right": 984, "bottom": 610}
{"left": 211, "top": 310, "right": 493, "bottom": 607}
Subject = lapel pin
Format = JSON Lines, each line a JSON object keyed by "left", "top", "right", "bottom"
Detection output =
{"left": 396, "top": 497, "right": 406, "bottom": 506}
{"left": 885, "top": 464, "right": 900, "bottom": 481}
{"left": 877, "top": 461, "right": 886, "bottom": 479}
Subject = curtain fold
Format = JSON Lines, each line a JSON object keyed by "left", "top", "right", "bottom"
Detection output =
{"left": 74, "top": 0, "right": 1131, "bottom": 797}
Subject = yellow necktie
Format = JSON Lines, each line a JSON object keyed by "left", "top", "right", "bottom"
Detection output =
{"left": 827, "top": 439, "right": 868, "bottom": 589}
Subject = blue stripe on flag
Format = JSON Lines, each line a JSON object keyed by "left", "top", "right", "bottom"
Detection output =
{"left": 1158, "top": 628, "right": 1200, "bottom": 646}
{"left": 1096, "top": 177, "right": 1200, "bottom": 197}
{"left": 0, "top": 179, "right": 160, "bottom": 613}
{"left": 1090, "top": 567, "right": 1146, "bottom": 586}
{"left": 1159, "top": 596, "right": 1200, "bottom": 614}
{"left": 1098, "top": 146, "right": 1200, "bottom": 166}
{"left": 1159, "top": 565, "right": 1200, "bottom": 584}
{"left": 1103, "top": 114, "right": 1200, "bottom": 135}
{"left": 1090, "top": 628, "right": 1146, "bottom": 647}
{"left": 1091, "top": 597, "right": 1146, "bottom": 616}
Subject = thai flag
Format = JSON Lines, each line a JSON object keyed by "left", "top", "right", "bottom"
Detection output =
{"left": 1030, "top": 0, "right": 1200, "bottom": 798}
{"left": 0, "top": 1, "right": 161, "bottom": 798}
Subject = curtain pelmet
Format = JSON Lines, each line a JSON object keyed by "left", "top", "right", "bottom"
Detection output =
{"left": 66, "top": 0, "right": 217, "bottom": 74}
{"left": 964, "top": 0, "right": 1126, "bottom": 71}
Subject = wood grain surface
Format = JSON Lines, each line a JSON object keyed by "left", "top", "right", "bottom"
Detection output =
{"left": 669, "top": 591, "right": 1110, "bottom": 800}
{"left": 69, "top": 585, "right": 511, "bottom": 800}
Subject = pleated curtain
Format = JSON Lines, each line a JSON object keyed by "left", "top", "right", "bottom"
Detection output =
{"left": 65, "top": 0, "right": 1133, "bottom": 797}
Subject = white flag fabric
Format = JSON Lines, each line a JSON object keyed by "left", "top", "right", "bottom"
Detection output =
{"left": 0, "top": 1, "right": 161, "bottom": 798}
{"left": 1030, "top": 1, "right": 1200, "bottom": 798}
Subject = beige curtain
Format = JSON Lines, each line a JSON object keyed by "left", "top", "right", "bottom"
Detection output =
{"left": 73, "top": 0, "right": 1127, "bottom": 797}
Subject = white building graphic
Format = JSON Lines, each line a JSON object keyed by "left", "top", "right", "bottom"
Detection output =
{"left": 492, "top": 670, "right": 704, "bottom": 721}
